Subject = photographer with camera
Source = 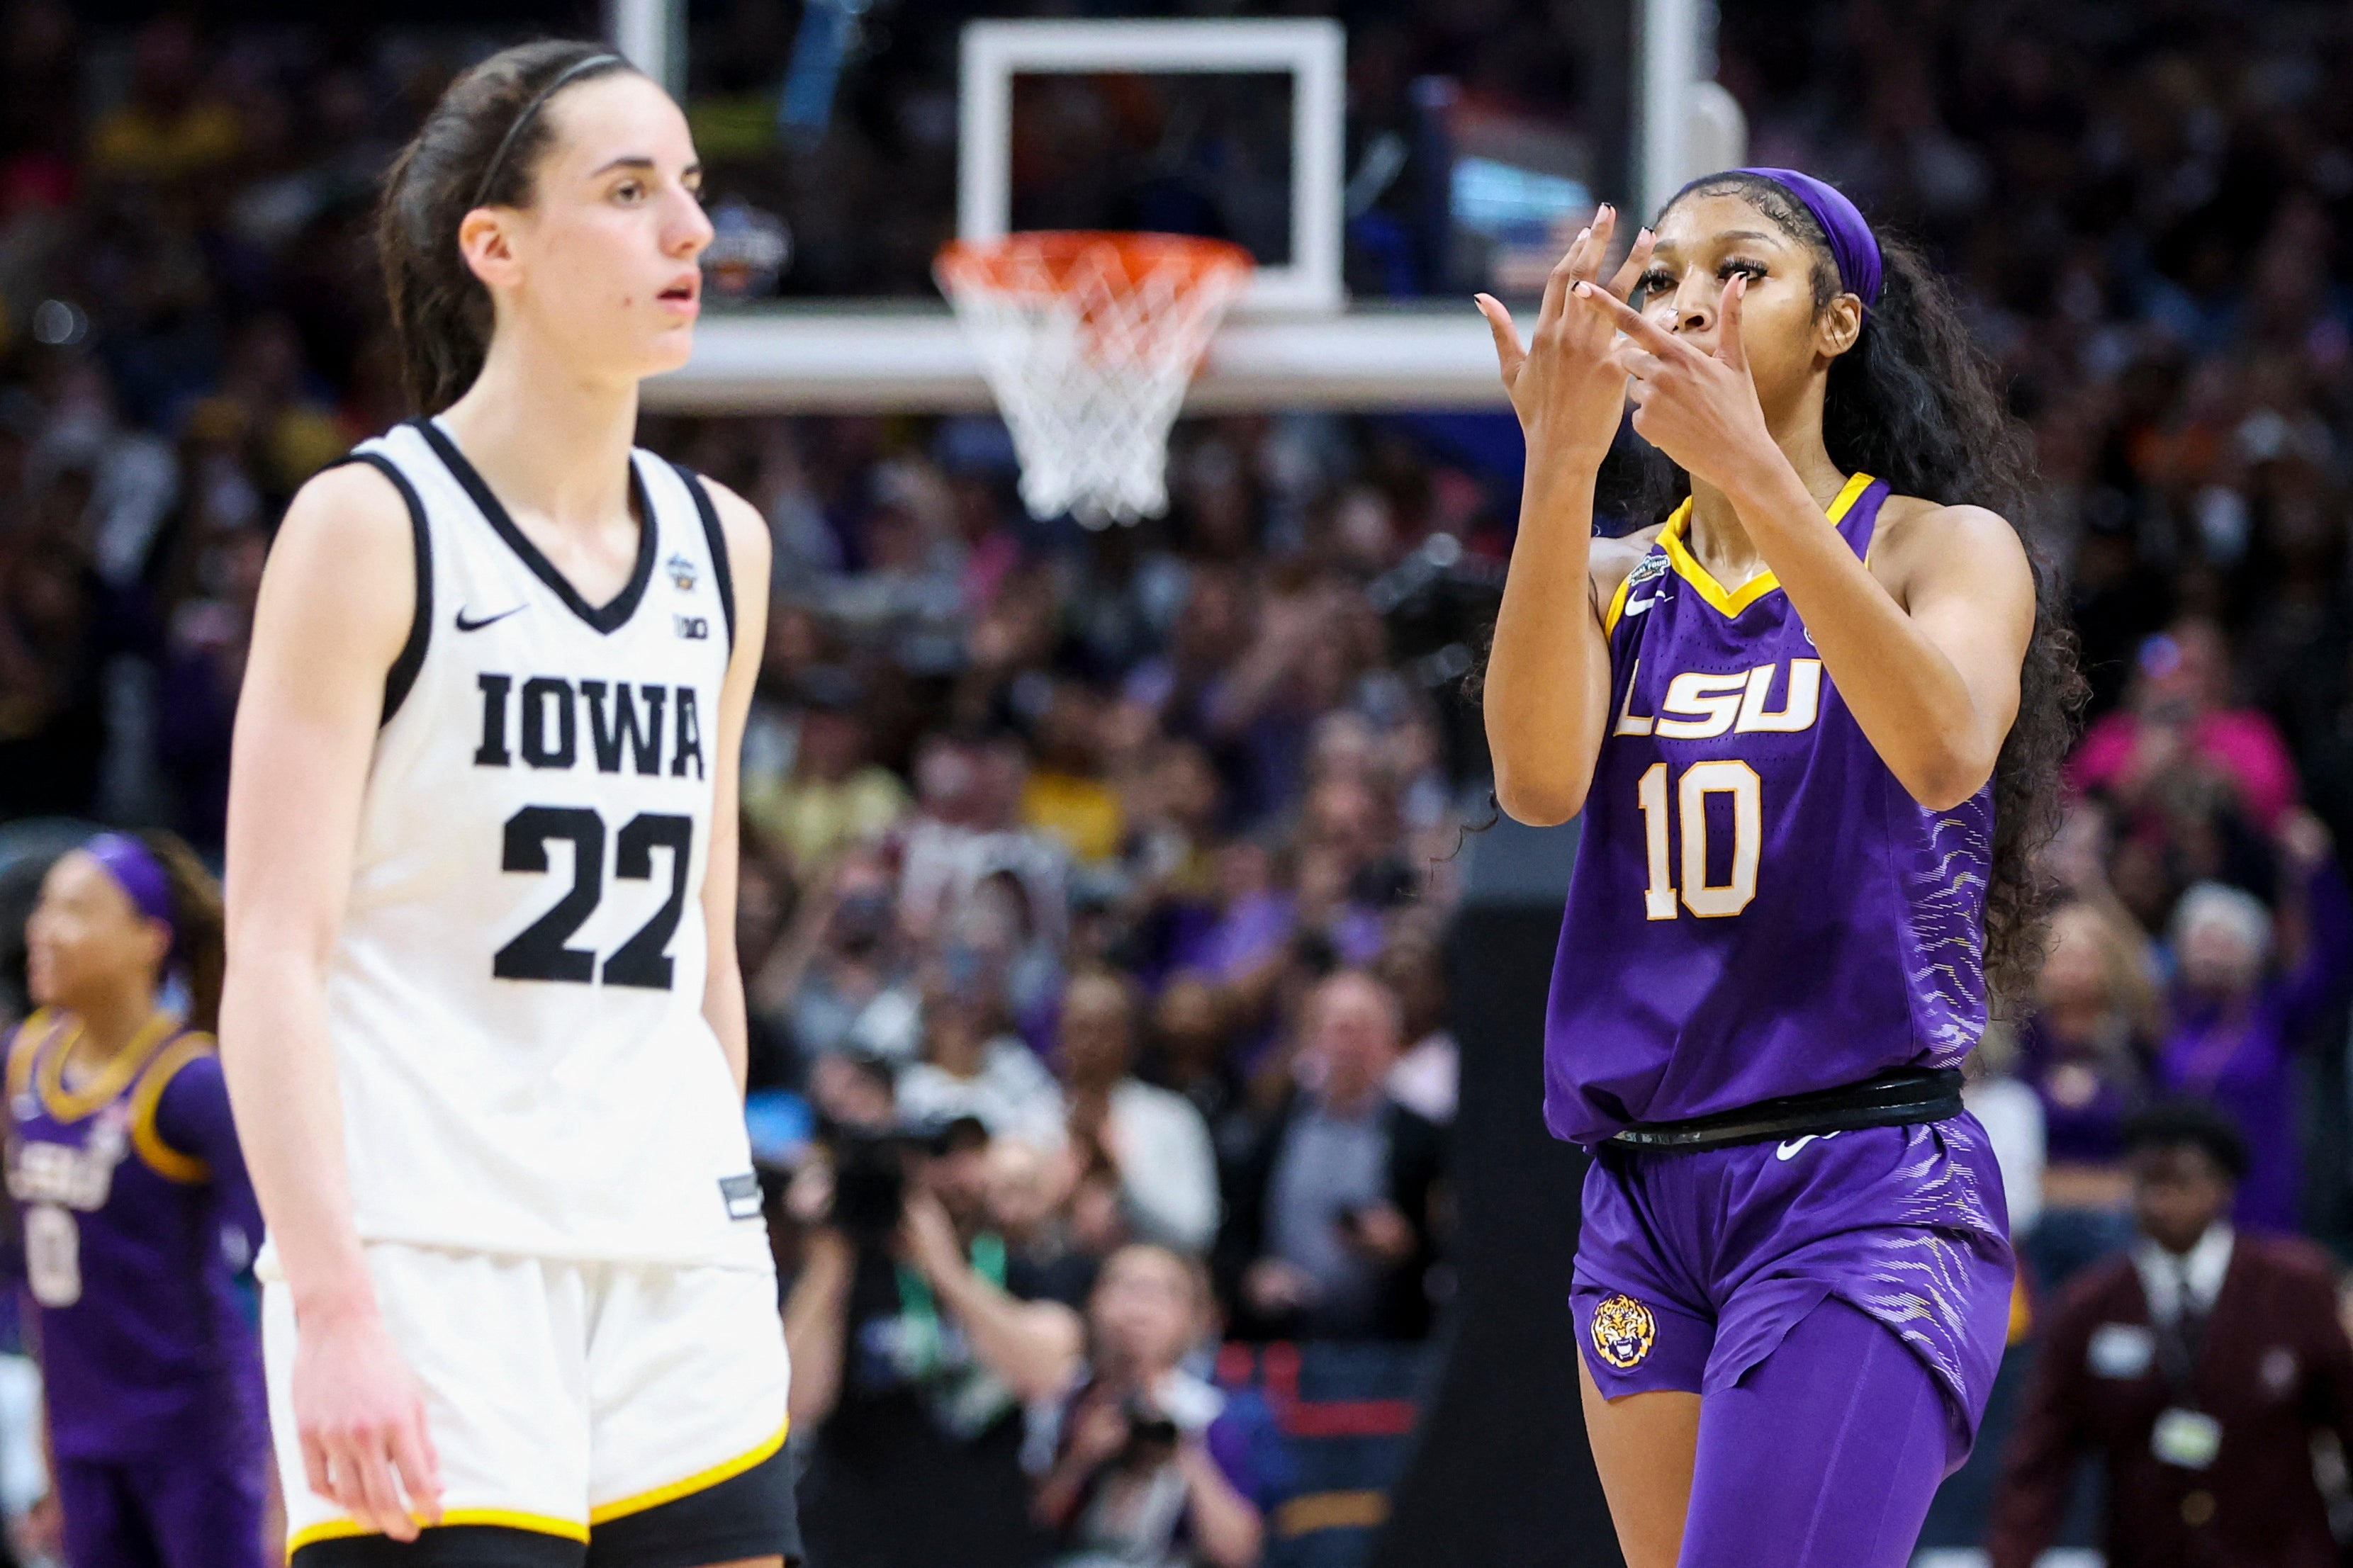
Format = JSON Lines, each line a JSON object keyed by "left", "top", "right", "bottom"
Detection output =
{"left": 1035, "top": 1246, "right": 1287, "bottom": 1568}
{"left": 786, "top": 1112, "right": 1086, "bottom": 1568}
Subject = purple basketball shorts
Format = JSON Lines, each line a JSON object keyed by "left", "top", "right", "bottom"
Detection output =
{"left": 55, "top": 1446, "right": 268, "bottom": 1568}
{"left": 1571, "top": 1112, "right": 2014, "bottom": 1462}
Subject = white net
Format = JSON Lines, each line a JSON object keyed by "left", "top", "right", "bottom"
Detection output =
{"left": 936, "top": 233, "right": 1254, "bottom": 527}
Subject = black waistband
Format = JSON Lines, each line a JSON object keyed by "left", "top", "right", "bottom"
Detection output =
{"left": 1606, "top": 1067, "right": 1966, "bottom": 1151}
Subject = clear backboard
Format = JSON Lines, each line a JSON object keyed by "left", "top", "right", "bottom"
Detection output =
{"left": 638, "top": 0, "right": 1729, "bottom": 414}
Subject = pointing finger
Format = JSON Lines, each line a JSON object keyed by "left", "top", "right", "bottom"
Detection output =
{"left": 1604, "top": 227, "right": 1658, "bottom": 302}
{"left": 1538, "top": 224, "right": 1594, "bottom": 332}
{"left": 1571, "top": 281, "right": 1681, "bottom": 356}
{"left": 1717, "top": 273, "right": 1748, "bottom": 373}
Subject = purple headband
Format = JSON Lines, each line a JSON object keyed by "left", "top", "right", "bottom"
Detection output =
{"left": 1738, "top": 167, "right": 1882, "bottom": 309}
{"left": 82, "top": 833, "right": 176, "bottom": 946}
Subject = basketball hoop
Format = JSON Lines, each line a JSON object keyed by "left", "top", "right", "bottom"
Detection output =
{"left": 936, "top": 232, "right": 1254, "bottom": 527}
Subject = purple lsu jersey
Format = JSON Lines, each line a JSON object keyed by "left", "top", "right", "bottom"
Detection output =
{"left": 4, "top": 1009, "right": 264, "bottom": 1463}
{"left": 1544, "top": 475, "right": 1994, "bottom": 1144}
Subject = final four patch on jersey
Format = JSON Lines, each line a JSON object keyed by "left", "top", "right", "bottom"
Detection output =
{"left": 1626, "top": 551, "right": 1670, "bottom": 587}
{"left": 668, "top": 550, "right": 699, "bottom": 592}
{"left": 1590, "top": 1293, "right": 1658, "bottom": 1370}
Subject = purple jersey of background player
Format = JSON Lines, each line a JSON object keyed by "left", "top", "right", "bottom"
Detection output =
{"left": 4, "top": 1007, "right": 265, "bottom": 1466}
{"left": 1544, "top": 475, "right": 1996, "bottom": 1141}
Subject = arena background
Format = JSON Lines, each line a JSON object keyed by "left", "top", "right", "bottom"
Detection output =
{"left": 5, "top": 0, "right": 2353, "bottom": 1564}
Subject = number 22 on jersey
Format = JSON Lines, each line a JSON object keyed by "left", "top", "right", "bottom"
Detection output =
{"left": 498, "top": 806, "right": 692, "bottom": 988}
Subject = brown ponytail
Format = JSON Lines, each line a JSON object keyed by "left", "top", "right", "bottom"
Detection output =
{"left": 376, "top": 40, "right": 635, "bottom": 414}
{"left": 134, "top": 832, "right": 225, "bottom": 1035}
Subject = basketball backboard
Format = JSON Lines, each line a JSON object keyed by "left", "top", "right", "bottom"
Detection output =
{"left": 627, "top": 0, "right": 1735, "bottom": 413}
{"left": 959, "top": 20, "right": 1344, "bottom": 316}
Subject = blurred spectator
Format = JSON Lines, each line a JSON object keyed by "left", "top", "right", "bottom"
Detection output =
{"left": 897, "top": 986, "right": 1066, "bottom": 1154}
{"left": 787, "top": 1115, "right": 1084, "bottom": 1568}
{"left": 771, "top": 847, "right": 923, "bottom": 1065}
{"left": 985, "top": 1136, "right": 1099, "bottom": 1309}
{"left": 1377, "top": 933, "right": 1457, "bottom": 1127}
{"left": 1021, "top": 679, "right": 1125, "bottom": 866}
{"left": 900, "top": 729, "right": 1069, "bottom": 959}
{"left": 1058, "top": 974, "right": 1220, "bottom": 1255}
{"left": 2015, "top": 897, "right": 2163, "bottom": 1287}
{"left": 84, "top": 18, "right": 241, "bottom": 184}
{"left": 1142, "top": 971, "right": 1246, "bottom": 1136}
{"left": 743, "top": 667, "right": 909, "bottom": 879}
{"left": 1217, "top": 971, "right": 1445, "bottom": 1342}
{"left": 1989, "top": 1102, "right": 2353, "bottom": 1568}
{"left": 0, "top": 482, "right": 137, "bottom": 820}
{"left": 1962, "top": 1042, "right": 2048, "bottom": 1246}
{"left": 2071, "top": 623, "right": 2301, "bottom": 838}
{"left": 1034, "top": 1246, "right": 1287, "bottom": 1568}
{"left": 2156, "top": 816, "right": 2353, "bottom": 1233}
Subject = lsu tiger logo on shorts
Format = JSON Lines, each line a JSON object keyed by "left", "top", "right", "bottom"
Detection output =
{"left": 1590, "top": 1293, "right": 1658, "bottom": 1370}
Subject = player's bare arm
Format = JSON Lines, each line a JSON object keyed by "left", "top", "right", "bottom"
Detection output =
{"left": 697, "top": 480, "right": 773, "bottom": 1095}
{"left": 1576, "top": 269, "right": 2035, "bottom": 811}
{"left": 1478, "top": 204, "right": 1663, "bottom": 826}
{"left": 219, "top": 460, "right": 443, "bottom": 1542}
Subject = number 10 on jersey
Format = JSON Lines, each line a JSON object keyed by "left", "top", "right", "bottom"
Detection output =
{"left": 1636, "top": 761, "right": 1761, "bottom": 920}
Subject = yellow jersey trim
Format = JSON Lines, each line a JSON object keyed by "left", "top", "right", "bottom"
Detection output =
{"left": 286, "top": 1508, "right": 591, "bottom": 1555}
{"left": 38, "top": 1010, "right": 178, "bottom": 1124}
{"left": 1657, "top": 471, "right": 1875, "bottom": 621}
{"left": 1602, "top": 570, "right": 1636, "bottom": 637}
{"left": 6, "top": 1010, "right": 61, "bottom": 1105}
{"left": 127, "top": 1034, "right": 214, "bottom": 1183}
{"left": 588, "top": 1419, "right": 790, "bottom": 1525}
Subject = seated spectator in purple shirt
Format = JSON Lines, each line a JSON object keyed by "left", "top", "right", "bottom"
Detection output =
{"left": 2015, "top": 898, "right": 2163, "bottom": 1287}
{"left": 1034, "top": 1245, "right": 1289, "bottom": 1568}
{"left": 2157, "top": 813, "right": 2353, "bottom": 1232}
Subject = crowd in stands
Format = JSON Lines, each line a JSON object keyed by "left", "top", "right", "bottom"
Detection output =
{"left": 6, "top": 0, "right": 2353, "bottom": 1562}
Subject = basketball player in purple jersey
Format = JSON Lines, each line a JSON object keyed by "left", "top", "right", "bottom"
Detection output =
{"left": 1476, "top": 170, "right": 2082, "bottom": 1566}
{"left": 9, "top": 833, "right": 267, "bottom": 1567}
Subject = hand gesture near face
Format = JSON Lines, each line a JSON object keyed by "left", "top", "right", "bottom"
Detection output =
{"left": 1570, "top": 272, "right": 1782, "bottom": 497}
{"left": 1476, "top": 205, "right": 1657, "bottom": 466}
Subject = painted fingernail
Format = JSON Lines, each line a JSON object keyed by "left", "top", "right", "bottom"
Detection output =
{"left": 1577, "top": 227, "right": 1591, "bottom": 242}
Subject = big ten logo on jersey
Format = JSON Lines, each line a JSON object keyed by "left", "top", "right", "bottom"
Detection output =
{"left": 473, "top": 673, "right": 706, "bottom": 780}
{"left": 1614, "top": 658, "right": 1822, "bottom": 740}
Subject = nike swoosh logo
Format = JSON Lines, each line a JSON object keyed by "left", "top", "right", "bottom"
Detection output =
{"left": 454, "top": 606, "right": 525, "bottom": 632}
{"left": 1775, "top": 1132, "right": 1841, "bottom": 1161}
{"left": 1624, "top": 597, "right": 1658, "bottom": 616}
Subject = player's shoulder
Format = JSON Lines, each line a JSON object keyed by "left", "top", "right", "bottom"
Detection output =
{"left": 257, "top": 449, "right": 422, "bottom": 660}
{"left": 1868, "top": 492, "right": 2029, "bottom": 592}
{"left": 280, "top": 450, "right": 422, "bottom": 553}
{"left": 681, "top": 470, "right": 771, "bottom": 582}
{"left": 133, "top": 1027, "right": 220, "bottom": 1105}
{"left": 130, "top": 1027, "right": 221, "bottom": 1183}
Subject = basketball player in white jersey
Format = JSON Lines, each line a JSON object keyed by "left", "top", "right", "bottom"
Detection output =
{"left": 217, "top": 41, "right": 794, "bottom": 1567}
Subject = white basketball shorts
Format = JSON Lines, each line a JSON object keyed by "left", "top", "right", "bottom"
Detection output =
{"left": 263, "top": 1243, "right": 795, "bottom": 1567}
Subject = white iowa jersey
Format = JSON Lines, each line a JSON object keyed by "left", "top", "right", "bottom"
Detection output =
{"left": 321, "top": 418, "right": 763, "bottom": 1267}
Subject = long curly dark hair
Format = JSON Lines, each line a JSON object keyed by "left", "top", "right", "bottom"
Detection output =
{"left": 376, "top": 40, "right": 634, "bottom": 414}
{"left": 1651, "top": 171, "right": 2088, "bottom": 1008}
